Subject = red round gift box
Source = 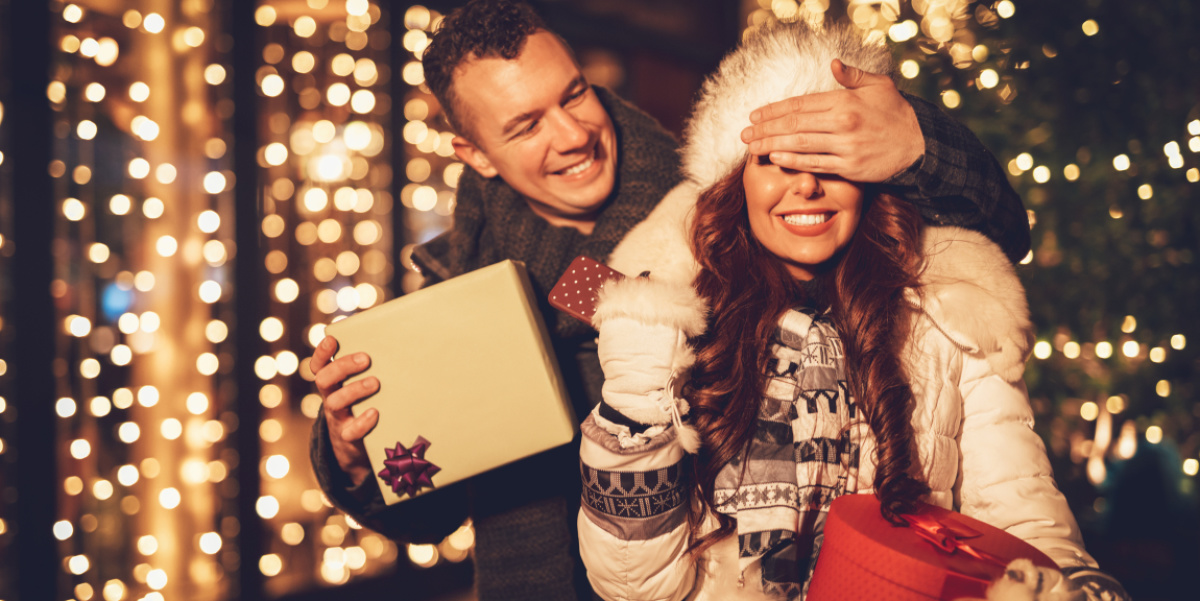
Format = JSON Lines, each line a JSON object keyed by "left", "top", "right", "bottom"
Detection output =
{"left": 806, "top": 495, "right": 1058, "bottom": 600}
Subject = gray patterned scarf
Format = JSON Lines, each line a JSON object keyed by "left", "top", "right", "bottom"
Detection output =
{"left": 713, "top": 307, "right": 869, "bottom": 600}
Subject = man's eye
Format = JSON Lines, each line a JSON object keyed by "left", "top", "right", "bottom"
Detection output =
{"left": 566, "top": 88, "right": 586, "bottom": 104}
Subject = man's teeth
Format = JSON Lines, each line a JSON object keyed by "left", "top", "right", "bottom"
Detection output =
{"left": 783, "top": 213, "right": 829, "bottom": 226}
{"left": 560, "top": 157, "right": 594, "bottom": 176}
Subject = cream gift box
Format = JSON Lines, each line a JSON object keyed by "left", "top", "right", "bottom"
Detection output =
{"left": 325, "top": 260, "right": 578, "bottom": 505}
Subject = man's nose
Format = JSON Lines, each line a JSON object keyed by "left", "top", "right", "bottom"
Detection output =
{"left": 788, "top": 172, "right": 823, "bottom": 199}
{"left": 548, "top": 107, "right": 589, "bottom": 153}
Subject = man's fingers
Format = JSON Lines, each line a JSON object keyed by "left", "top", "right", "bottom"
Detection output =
{"left": 314, "top": 352, "right": 371, "bottom": 395}
{"left": 748, "top": 132, "right": 843, "bottom": 157}
{"left": 339, "top": 408, "right": 379, "bottom": 442}
{"left": 766, "top": 152, "right": 848, "bottom": 175}
{"left": 749, "top": 93, "right": 837, "bottom": 125}
{"left": 831, "top": 58, "right": 890, "bottom": 89}
{"left": 310, "top": 336, "right": 339, "bottom": 371}
{"left": 324, "top": 376, "right": 379, "bottom": 413}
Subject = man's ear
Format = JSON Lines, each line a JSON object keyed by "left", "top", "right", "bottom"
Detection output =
{"left": 451, "top": 136, "right": 498, "bottom": 178}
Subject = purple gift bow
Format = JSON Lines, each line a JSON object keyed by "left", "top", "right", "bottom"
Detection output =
{"left": 378, "top": 436, "right": 441, "bottom": 498}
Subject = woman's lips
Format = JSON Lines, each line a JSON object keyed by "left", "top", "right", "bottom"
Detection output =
{"left": 778, "top": 211, "right": 837, "bottom": 236}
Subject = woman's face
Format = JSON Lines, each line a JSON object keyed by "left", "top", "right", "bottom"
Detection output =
{"left": 743, "top": 155, "right": 864, "bottom": 281}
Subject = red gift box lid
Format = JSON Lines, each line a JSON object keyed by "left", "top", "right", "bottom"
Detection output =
{"left": 806, "top": 495, "right": 1058, "bottom": 601}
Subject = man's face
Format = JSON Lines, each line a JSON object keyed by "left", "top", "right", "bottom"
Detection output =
{"left": 450, "top": 32, "right": 618, "bottom": 226}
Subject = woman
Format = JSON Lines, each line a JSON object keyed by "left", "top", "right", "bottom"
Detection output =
{"left": 576, "top": 22, "right": 1126, "bottom": 601}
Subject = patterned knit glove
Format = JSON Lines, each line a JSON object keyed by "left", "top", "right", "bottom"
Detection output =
{"left": 592, "top": 275, "right": 707, "bottom": 451}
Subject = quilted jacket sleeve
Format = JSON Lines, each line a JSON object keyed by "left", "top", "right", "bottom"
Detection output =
{"left": 954, "top": 350, "right": 1095, "bottom": 569}
{"left": 578, "top": 413, "right": 697, "bottom": 601}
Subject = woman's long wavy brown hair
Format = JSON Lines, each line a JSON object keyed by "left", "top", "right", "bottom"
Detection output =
{"left": 684, "top": 163, "right": 930, "bottom": 555}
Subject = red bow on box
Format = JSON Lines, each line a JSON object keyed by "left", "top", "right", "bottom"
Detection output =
{"left": 902, "top": 512, "right": 1009, "bottom": 569}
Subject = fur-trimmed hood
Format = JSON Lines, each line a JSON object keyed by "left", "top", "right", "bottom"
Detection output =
{"left": 605, "top": 181, "right": 1035, "bottom": 381}
{"left": 682, "top": 21, "right": 894, "bottom": 191}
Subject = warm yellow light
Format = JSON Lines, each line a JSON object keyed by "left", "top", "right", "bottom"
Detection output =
{"left": 343, "top": 121, "right": 372, "bottom": 151}
{"left": 1189, "top": 168, "right": 1200, "bottom": 183}
{"left": 257, "top": 495, "right": 280, "bottom": 519}
{"left": 155, "top": 235, "right": 178, "bottom": 258}
{"left": 1146, "top": 425, "right": 1163, "bottom": 444}
{"left": 408, "top": 543, "right": 438, "bottom": 567}
{"left": 202, "top": 420, "right": 225, "bottom": 443}
{"left": 402, "top": 61, "right": 425, "bottom": 86}
{"left": 1078, "top": 400, "right": 1104, "bottom": 424}
{"left": 351, "top": 90, "right": 376, "bottom": 114}
{"left": 260, "top": 317, "right": 285, "bottom": 342}
{"left": 113, "top": 388, "right": 133, "bottom": 409}
{"left": 90, "top": 396, "right": 112, "bottom": 417}
{"left": 93, "top": 479, "right": 114, "bottom": 500}
{"left": 205, "top": 320, "right": 229, "bottom": 344}
{"left": 260, "top": 554, "right": 283, "bottom": 577}
{"left": 198, "top": 280, "right": 222, "bottom": 303}
{"left": 204, "top": 64, "right": 226, "bottom": 85}
{"left": 304, "top": 188, "right": 329, "bottom": 212}
{"left": 63, "top": 4, "right": 85, "bottom": 23}
{"left": 326, "top": 83, "right": 351, "bottom": 107}
{"left": 143, "top": 13, "right": 165, "bottom": 34}
{"left": 1120, "top": 315, "right": 1137, "bottom": 333}
{"left": 118, "top": 422, "right": 141, "bottom": 443}
{"left": 1169, "top": 334, "right": 1185, "bottom": 350}
{"left": 1122, "top": 340, "right": 1139, "bottom": 358}
{"left": 198, "top": 532, "right": 222, "bottom": 555}
{"left": 197, "top": 352, "right": 220, "bottom": 376}
{"left": 356, "top": 283, "right": 379, "bottom": 309}
{"left": 84, "top": 82, "right": 107, "bottom": 102}
{"left": 183, "top": 26, "right": 205, "bottom": 47}
{"left": 117, "top": 464, "right": 139, "bottom": 486}
{"left": 1106, "top": 395, "right": 1125, "bottom": 414}
{"left": 294, "top": 15, "right": 317, "bottom": 37}
{"left": 1095, "top": 341, "right": 1113, "bottom": 358}
{"left": 265, "top": 455, "right": 291, "bottom": 479}
{"left": 70, "top": 439, "right": 92, "bottom": 459}
{"left": 1081, "top": 19, "right": 1099, "bottom": 36}
{"left": 255, "top": 355, "right": 278, "bottom": 380}
{"left": 128, "top": 158, "right": 150, "bottom": 179}
{"left": 77, "top": 120, "right": 98, "bottom": 140}
{"left": 146, "top": 568, "right": 168, "bottom": 590}
{"left": 54, "top": 520, "right": 74, "bottom": 540}
{"left": 255, "top": 6, "right": 276, "bottom": 26}
{"left": 1014, "top": 152, "right": 1033, "bottom": 172}
{"left": 274, "top": 278, "right": 300, "bottom": 303}
{"left": 1113, "top": 154, "right": 1130, "bottom": 171}
{"left": 95, "top": 38, "right": 119, "bottom": 66}
{"left": 159, "top": 487, "right": 181, "bottom": 509}
{"left": 1064, "top": 164, "right": 1080, "bottom": 181}
{"left": 102, "top": 579, "right": 126, "bottom": 601}
{"left": 1149, "top": 347, "right": 1165, "bottom": 363}
{"left": 276, "top": 350, "right": 300, "bottom": 375}
{"left": 281, "top": 523, "right": 305, "bottom": 545}
{"left": 292, "top": 51, "right": 315, "bottom": 73}
{"left": 1032, "top": 166, "right": 1050, "bottom": 183}
{"left": 138, "top": 385, "right": 160, "bottom": 406}
{"left": 204, "top": 171, "right": 227, "bottom": 194}
{"left": 1063, "top": 341, "right": 1080, "bottom": 359}
{"left": 264, "top": 142, "right": 288, "bottom": 166}
{"left": 316, "top": 155, "right": 346, "bottom": 181}
{"left": 80, "top": 358, "right": 101, "bottom": 379}
{"left": 65, "top": 476, "right": 84, "bottom": 495}
{"left": 123, "top": 9, "right": 142, "bottom": 28}
{"left": 413, "top": 186, "right": 437, "bottom": 211}
{"left": 261, "top": 74, "right": 285, "bottom": 97}
{"left": 1184, "top": 459, "right": 1199, "bottom": 476}
{"left": 143, "top": 197, "right": 164, "bottom": 218}
{"left": 1135, "top": 183, "right": 1153, "bottom": 200}
{"left": 137, "top": 535, "right": 159, "bottom": 556}
{"left": 260, "top": 419, "right": 284, "bottom": 442}
{"left": 68, "top": 555, "right": 90, "bottom": 575}
{"left": 68, "top": 315, "right": 92, "bottom": 337}
{"left": 57, "top": 397, "right": 77, "bottom": 418}
{"left": 160, "top": 418, "right": 182, "bottom": 441}
{"left": 1156, "top": 380, "right": 1171, "bottom": 397}
{"left": 111, "top": 344, "right": 132, "bottom": 365}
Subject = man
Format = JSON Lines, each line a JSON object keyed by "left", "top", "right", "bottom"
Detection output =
{"left": 309, "top": 2, "right": 1030, "bottom": 600}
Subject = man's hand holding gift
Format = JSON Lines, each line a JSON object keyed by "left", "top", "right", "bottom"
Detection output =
{"left": 312, "top": 336, "right": 379, "bottom": 487}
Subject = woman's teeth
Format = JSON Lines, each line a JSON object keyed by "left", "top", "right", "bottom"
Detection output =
{"left": 783, "top": 213, "right": 829, "bottom": 226}
{"left": 560, "top": 157, "right": 594, "bottom": 176}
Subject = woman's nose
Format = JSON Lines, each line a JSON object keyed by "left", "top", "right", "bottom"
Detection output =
{"left": 788, "top": 171, "right": 822, "bottom": 199}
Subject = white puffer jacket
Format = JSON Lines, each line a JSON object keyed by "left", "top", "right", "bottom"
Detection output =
{"left": 577, "top": 182, "right": 1098, "bottom": 601}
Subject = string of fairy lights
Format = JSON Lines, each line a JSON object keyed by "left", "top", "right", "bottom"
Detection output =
{"left": 0, "top": 29, "right": 11, "bottom": 600}
{"left": 14, "top": 2, "right": 474, "bottom": 599}
{"left": 44, "top": 1, "right": 239, "bottom": 600}
{"left": 749, "top": 0, "right": 1200, "bottom": 492}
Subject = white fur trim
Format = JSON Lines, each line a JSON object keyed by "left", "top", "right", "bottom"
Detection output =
{"left": 911, "top": 227, "right": 1035, "bottom": 382}
{"left": 682, "top": 22, "right": 893, "bottom": 191}
{"left": 607, "top": 181, "right": 703, "bottom": 284}
{"left": 592, "top": 276, "right": 709, "bottom": 337}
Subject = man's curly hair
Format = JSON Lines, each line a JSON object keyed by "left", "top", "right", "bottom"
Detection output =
{"left": 423, "top": 0, "right": 547, "bottom": 142}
